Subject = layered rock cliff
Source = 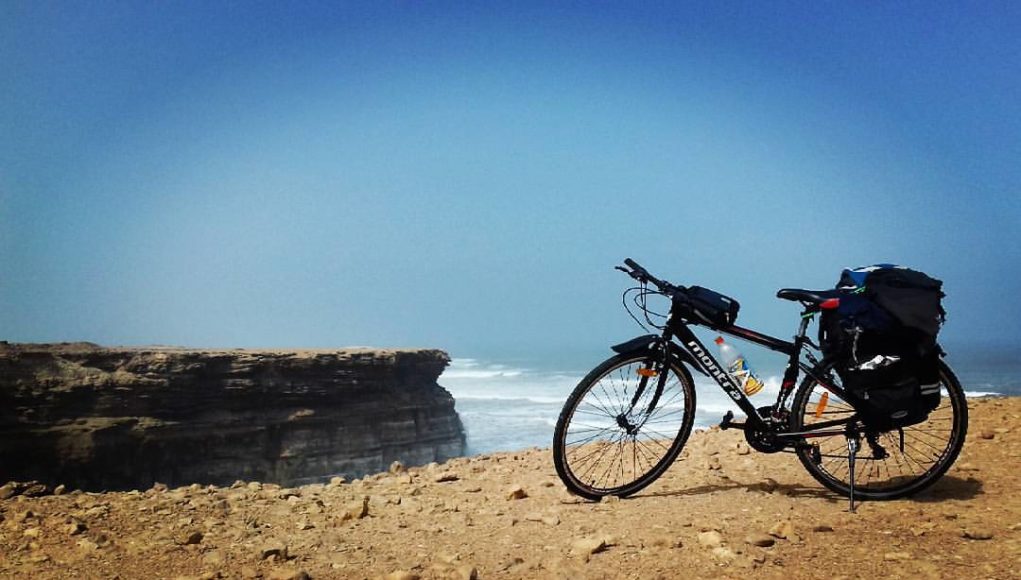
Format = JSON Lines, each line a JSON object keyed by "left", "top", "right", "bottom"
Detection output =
{"left": 0, "top": 342, "right": 465, "bottom": 491}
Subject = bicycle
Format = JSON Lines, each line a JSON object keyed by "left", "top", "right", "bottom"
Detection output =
{"left": 552, "top": 259, "right": 968, "bottom": 510}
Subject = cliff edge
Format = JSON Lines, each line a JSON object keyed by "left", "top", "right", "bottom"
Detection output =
{"left": 0, "top": 342, "right": 466, "bottom": 490}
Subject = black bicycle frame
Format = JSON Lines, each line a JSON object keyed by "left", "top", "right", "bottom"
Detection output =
{"left": 663, "top": 310, "right": 845, "bottom": 433}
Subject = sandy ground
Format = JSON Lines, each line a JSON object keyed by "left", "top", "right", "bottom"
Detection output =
{"left": 2, "top": 397, "right": 1019, "bottom": 580}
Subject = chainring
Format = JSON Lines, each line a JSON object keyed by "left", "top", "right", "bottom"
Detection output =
{"left": 744, "top": 406, "right": 789, "bottom": 454}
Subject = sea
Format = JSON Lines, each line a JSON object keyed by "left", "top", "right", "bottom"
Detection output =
{"left": 440, "top": 342, "right": 1021, "bottom": 456}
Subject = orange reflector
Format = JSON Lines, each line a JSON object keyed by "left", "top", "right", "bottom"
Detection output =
{"left": 636, "top": 368, "right": 658, "bottom": 377}
{"left": 815, "top": 392, "right": 829, "bottom": 418}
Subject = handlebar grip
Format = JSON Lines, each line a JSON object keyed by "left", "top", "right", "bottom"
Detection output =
{"left": 623, "top": 258, "right": 643, "bottom": 273}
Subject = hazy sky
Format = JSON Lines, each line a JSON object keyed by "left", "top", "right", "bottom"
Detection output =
{"left": 3, "top": 2, "right": 1020, "bottom": 356}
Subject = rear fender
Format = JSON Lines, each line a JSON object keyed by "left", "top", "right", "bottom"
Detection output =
{"left": 611, "top": 334, "right": 707, "bottom": 376}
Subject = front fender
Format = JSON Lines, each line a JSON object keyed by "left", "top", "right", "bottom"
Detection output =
{"left": 611, "top": 334, "right": 707, "bottom": 377}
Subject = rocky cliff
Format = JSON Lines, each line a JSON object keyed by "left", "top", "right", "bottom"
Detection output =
{"left": 0, "top": 342, "right": 465, "bottom": 491}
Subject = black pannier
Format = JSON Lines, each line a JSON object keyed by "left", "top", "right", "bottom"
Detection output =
{"left": 820, "top": 265, "right": 945, "bottom": 430}
{"left": 675, "top": 286, "right": 739, "bottom": 328}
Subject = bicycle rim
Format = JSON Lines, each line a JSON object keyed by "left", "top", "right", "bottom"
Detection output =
{"left": 554, "top": 353, "right": 696, "bottom": 499}
{"left": 793, "top": 362, "right": 968, "bottom": 500}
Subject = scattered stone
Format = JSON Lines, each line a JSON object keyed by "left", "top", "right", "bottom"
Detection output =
{"left": 453, "top": 565, "right": 479, "bottom": 580}
{"left": 267, "top": 569, "right": 310, "bottom": 580}
{"left": 697, "top": 530, "right": 724, "bottom": 548}
{"left": 735, "top": 443, "right": 751, "bottom": 455}
{"left": 343, "top": 497, "right": 369, "bottom": 520}
{"left": 956, "top": 463, "right": 979, "bottom": 472}
{"left": 389, "top": 461, "right": 405, "bottom": 473}
{"left": 67, "top": 519, "right": 87, "bottom": 536}
{"left": 329, "top": 476, "right": 347, "bottom": 487}
{"left": 21, "top": 482, "right": 49, "bottom": 497}
{"left": 23, "top": 527, "right": 41, "bottom": 538}
{"left": 463, "top": 485, "right": 482, "bottom": 493}
{"left": 178, "top": 530, "right": 204, "bottom": 545}
{"left": 769, "top": 521, "right": 795, "bottom": 540}
{"left": 572, "top": 537, "right": 608, "bottom": 559}
{"left": 963, "top": 529, "right": 993, "bottom": 540}
{"left": 812, "top": 524, "right": 834, "bottom": 533}
{"left": 711, "top": 546, "right": 738, "bottom": 562}
{"left": 260, "top": 543, "right": 289, "bottom": 561}
{"left": 434, "top": 472, "right": 460, "bottom": 483}
{"left": 541, "top": 515, "right": 561, "bottom": 527}
{"left": 384, "top": 571, "right": 419, "bottom": 580}
{"left": 884, "top": 551, "right": 913, "bottom": 561}
{"left": 239, "top": 566, "right": 260, "bottom": 579}
{"left": 649, "top": 535, "right": 683, "bottom": 549}
{"left": 296, "top": 520, "right": 314, "bottom": 530}
{"left": 53, "top": 484, "right": 67, "bottom": 496}
{"left": 506, "top": 485, "right": 528, "bottom": 500}
{"left": 979, "top": 430, "right": 995, "bottom": 440}
{"left": 0, "top": 482, "right": 16, "bottom": 500}
{"left": 745, "top": 533, "right": 775, "bottom": 547}
{"left": 202, "top": 550, "right": 225, "bottom": 566}
{"left": 759, "top": 478, "right": 779, "bottom": 493}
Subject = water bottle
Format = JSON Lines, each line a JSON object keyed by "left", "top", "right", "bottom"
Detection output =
{"left": 714, "top": 336, "right": 764, "bottom": 396}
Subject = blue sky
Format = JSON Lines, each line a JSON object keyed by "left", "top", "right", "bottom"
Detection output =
{"left": 2, "top": 2, "right": 1019, "bottom": 356}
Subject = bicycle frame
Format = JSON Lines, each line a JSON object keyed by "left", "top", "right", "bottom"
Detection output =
{"left": 661, "top": 310, "right": 851, "bottom": 438}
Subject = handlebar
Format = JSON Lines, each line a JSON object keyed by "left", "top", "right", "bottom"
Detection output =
{"left": 616, "top": 258, "right": 685, "bottom": 295}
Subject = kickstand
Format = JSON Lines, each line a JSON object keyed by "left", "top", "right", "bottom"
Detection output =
{"left": 847, "top": 435, "right": 860, "bottom": 513}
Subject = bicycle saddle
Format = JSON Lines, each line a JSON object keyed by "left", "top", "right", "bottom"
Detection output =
{"left": 776, "top": 288, "right": 837, "bottom": 304}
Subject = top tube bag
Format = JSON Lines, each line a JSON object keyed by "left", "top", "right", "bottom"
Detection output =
{"left": 674, "top": 286, "right": 740, "bottom": 328}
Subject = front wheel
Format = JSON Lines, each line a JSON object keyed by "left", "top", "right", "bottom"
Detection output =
{"left": 791, "top": 359, "right": 968, "bottom": 500}
{"left": 553, "top": 351, "right": 697, "bottom": 500}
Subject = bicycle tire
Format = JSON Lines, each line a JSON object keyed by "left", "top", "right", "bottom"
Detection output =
{"left": 791, "top": 359, "right": 968, "bottom": 500}
{"left": 553, "top": 351, "right": 696, "bottom": 500}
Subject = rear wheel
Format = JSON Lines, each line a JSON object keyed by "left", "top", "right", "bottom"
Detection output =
{"left": 791, "top": 360, "right": 968, "bottom": 500}
{"left": 553, "top": 351, "right": 696, "bottom": 500}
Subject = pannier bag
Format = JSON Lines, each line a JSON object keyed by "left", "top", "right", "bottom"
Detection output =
{"left": 821, "top": 264, "right": 945, "bottom": 430}
{"left": 675, "top": 286, "right": 740, "bottom": 328}
{"left": 841, "top": 351, "right": 942, "bottom": 430}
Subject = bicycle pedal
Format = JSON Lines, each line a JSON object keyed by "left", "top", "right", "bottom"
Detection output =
{"left": 719, "top": 411, "right": 734, "bottom": 430}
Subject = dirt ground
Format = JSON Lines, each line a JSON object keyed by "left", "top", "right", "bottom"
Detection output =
{"left": 2, "top": 397, "right": 1019, "bottom": 580}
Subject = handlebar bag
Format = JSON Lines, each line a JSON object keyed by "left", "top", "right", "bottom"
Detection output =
{"left": 676, "top": 286, "right": 740, "bottom": 327}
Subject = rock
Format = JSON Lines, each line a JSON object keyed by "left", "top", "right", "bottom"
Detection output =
{"left": 67, "top": 519, "right": 87, "bottom": 535}
{"left": 453, "top": 565, "right": 478, "bottom": 580}
{"left": 0, "top": 344, "right": 464, "bottom": 491}
{"left": 23, "top": 527, "right": 41, "bottom": 538}
{"left": 601, "top": 494, "right": 621, "bottom": 503}
{"left": 745, "top": 533, "right": 775, "bottom": 547}
{"left": 343, "top": 496, "right": 369, "bottom": 520}
{"left": 735, "top": 443, "right": 751, "bottom": 455}
{"left": 22, "top": 482, "right": 49, "bottom": 497}
{"left": 963, "top": 529, "right": 993, "bottom": 540}
{"left": 53, "top": 484, "right": 67, "bottom": 496}
{"left": 463, "top": 485, "right": 482, "bottom": 493}
{"left": 266, "top": 569, "right": 310, "bottom": 580}
{"left": 296, "top": 520, "right": 314, "bottom": 530}
{"left": 979, "top": 430, "right": 995, "bottom": 440}
{"left": 884, "top": 551, "right": 913, "bottom": 561}
{"left": 239, "top": 566, "right": 260, "bottom": 579}
{"left": 202, "top": 550, "right": 225, "bottom": 566}
{"left": 506, "top": 485, "right": 528, "bottom": 500}
{"left": 260, "top": 543, "right": 289, "bottom": 561}
{"left": 541, "top": 515, "right": 561, "bottom": 527}
{"left": 0, "top": 482, "right": 16, "bottom": 500}
{"left": 711, "top": 546, "right": 738, "bottom": 562}
{"left": 572, "top": 537, "right": 608, "bottom": 559}
{"left": 389, "top": 461, "right": 405, "bottom": 473}
{"left": 769, "top": 521, "right": 795, "bottom": 540}
{"left": 649, "top": 535, "right": 683, "bottom": 549}
{"left": 329, "top": 476, "right": 347, "bottom": 487}
{"left": 812, "top": 524, "right": 834, "bottom": 533}
{"left": 434, "top": 472, "right": 460, "bottom": 483}
{"left": 697, "top": 530, "right": 724, "bottom": 548}
{"left": 177, "top": 530, "right": 204, "bottom": 545}
{"left": 759, "top": 478, "right": 779, "bottom": 493}
{"left": 384, "top": 572, "right": 419, "bottom": 580}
